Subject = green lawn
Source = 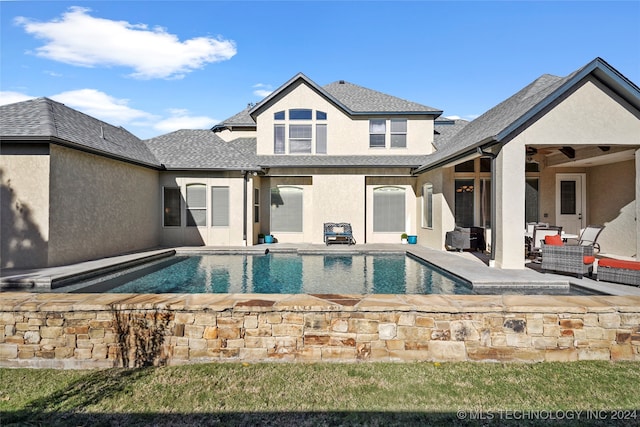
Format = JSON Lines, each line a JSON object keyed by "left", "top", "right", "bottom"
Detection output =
{"left": 2, "top": 362, "right": 639, "bottom": 426}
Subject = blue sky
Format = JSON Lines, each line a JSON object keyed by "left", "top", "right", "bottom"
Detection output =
{"left": 1, "top": 1, "right": 639, "bottom": 139}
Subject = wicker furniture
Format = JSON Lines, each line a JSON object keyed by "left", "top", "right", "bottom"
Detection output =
{"left": 323, "top": 222, "right": 355, "bottom": 245}
{"left": 445, "top": 227, "right": 486, "bottom": 252}
{"left": 541, "top": 243, "right": 595, "bottom": 278}
{"left": 528, "top": 225, "right": 562, "bottom": 259}
{"left": 597, "top": 258, "right": 640, "bottom": 286}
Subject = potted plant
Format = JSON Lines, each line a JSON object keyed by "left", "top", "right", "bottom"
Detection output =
{"left": 258, "top": 233, "right": 265, "bottom": 244}
{"left": 401, "top": 233, "right": 408, "bottom": 244}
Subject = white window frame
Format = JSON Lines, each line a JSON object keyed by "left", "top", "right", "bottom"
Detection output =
{"left": 186, "top": 183, "right": 207, "bottom": 227}
{"left": 421, "top": 183, "right": 433, "bottom": 229}
{"left": 390, "top": 119, "right": 407, "bottom": 148}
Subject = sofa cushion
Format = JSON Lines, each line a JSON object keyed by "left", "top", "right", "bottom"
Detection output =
{"left": 583, "top": 256, "right": 596, "bottom": 265}
{"left": 545, "top": 234, "right": 563, "bottom": 246}
{"left": 599, "top": 258, "right": 640, "bottom": 271}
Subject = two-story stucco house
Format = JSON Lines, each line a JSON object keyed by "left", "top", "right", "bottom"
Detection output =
{"left": 1, "top": 57, "right": 639, "bottom": 271}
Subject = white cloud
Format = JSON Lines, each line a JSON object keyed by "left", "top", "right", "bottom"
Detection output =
{"left": 50, "top": 89, "right": 156, "bottom": 125}
{"left": 0, "top": 88, "right": 216, "bottom": 137}
{"left": 15, "top": 7, "right": 237, "bottom": 79}
{"left": 445, "top": 114, "right": 479, "bottom": 121}
{"left": 154, "top": 109, "right": 217, "bottom": 132}
{"left": 253, "top": 83, "right": 273, "bottom": 98}
{"left": 0, "top": 91, "right": 34, "bottom": 105}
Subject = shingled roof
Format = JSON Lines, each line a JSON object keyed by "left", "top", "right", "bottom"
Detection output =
{"left": 415, "top": 57, "right": 640, "bottom": 173}
{"left": 248, "top": 73, "right": 442, "bottom": 119}
{"left": 144, "top": 130, "right": 259, "bottom": 170}
{"left": 211, "top": 107, "right": 256, "bottom": 132}
{"left": 0, "top": 97, "right": 160, "bottom": 168}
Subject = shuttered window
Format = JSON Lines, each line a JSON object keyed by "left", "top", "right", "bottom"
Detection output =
{"left": 316, "top": 124, "right": 327, "bottom": 154}
{"left": 373, "top": 186, "right": 405, "bottom": 232}
{"left": 186, "top": 184, "right": 206, "bottom": 227}
{"left": 271, "top": 186, "right": 303, "bottom": 232}
{"left": 211, "top": 186, "right": 229, "bottom": 227}
{"left": 274, "top": 124, "right": 285, "bottom": 154}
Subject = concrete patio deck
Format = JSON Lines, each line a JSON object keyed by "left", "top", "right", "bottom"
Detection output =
{"left": 1, "top": 244, "right": 638, "bottom": 296}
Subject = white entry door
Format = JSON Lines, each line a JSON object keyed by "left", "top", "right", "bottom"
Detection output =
{"left": 555, "top": 174, "right": 586, "bottom": 235}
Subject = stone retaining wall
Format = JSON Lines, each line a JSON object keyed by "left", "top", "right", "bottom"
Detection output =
{"left": 1, "top": 293, "right": 639, "bottom": 368}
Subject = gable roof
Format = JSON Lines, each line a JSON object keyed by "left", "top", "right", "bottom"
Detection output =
{"left": 0, "top": 97, "right": 160, "bottom": 168}
{"left": 211, "top": 107, "right": 256, "bottom": 132}
{"left": 414, "top": 57, "right": 640, "bottom": 173}
{"left": 433, "top": 117, "right": 469, "bottom": 150}
{"left": 144, "top": 130, "right": 260, "bottom": 170}
{"left": 248, "top": 73, "right": 442, "bottom": 119}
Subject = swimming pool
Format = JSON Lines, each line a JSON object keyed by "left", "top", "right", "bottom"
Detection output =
{"left": 67, "top": 253, "right": 474, "bottom": 295}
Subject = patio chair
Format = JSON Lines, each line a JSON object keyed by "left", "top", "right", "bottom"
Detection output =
{"left": 565, "top": 225, "right": 604, "bottom": 253}
{"left": 541, "top": 243, "right": 595, "bottom": 279}
{"left": 324, "top": 222, "right": 356, "bottom": 245}
{"left": 528, "top": 225, "right": 562, "bottom": 260}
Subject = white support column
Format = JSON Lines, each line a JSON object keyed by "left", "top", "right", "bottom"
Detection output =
{"left": 494, "top": 142, "right": 526, "bottom": 269}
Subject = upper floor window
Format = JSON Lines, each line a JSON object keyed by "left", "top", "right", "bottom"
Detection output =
{"left": 390, "top": 119, "right": 407, "bottom": 148}
{"left": 289, "top": 109, "right": 312, "bottom": 120}
{"left": 274, "top": 124, "right": 285, "bottom": 154}
{"left": 369, "top": 119, "right": 386, "bottom": 148}
{"left": 272, "top": 108, "right": 328, "bottom": 154}
{"left": 289, "top": 125, "right": 312, "bottom": 153}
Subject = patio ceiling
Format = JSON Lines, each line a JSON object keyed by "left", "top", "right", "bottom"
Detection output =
{"left": 527, "top": 144, "right": 637, "bottom": 168}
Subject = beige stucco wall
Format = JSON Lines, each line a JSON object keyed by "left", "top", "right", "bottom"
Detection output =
{"left": 159, "top": 172, "right": 248, "bottom": 247}
{"left": 47, "top": 145, "right": 160, "bottom": 266}
{"left": 588, "top": 159, "right": 636, "bottom": 256}
{"left": 0, "top": 147, "right": 51, "bottom": 268}
{"left": 415, "top": 169, "right": 454, "bottom": 250}
{"left": 255, "top": 81, "right": 434, "bottom": 156}
{"left": 516, "top": 77, "right": 640, "bottom": 146}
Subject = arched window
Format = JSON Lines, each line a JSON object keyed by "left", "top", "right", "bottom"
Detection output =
{"left": 373, "top": 186, "right": 405, "bottom": 232}
{"left": 270, "top": 186, "right": 303, "bottom": 232}
{"left": 186, "top": 184, "right": 206, "bottom": 227}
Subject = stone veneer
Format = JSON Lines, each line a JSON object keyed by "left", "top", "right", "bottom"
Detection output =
{"left": 1, "top": 292, "right": 639, "bottom": 368}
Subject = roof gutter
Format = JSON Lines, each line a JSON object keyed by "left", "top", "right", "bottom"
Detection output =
{"left": 1, "top": 135, "right": 163, "bottom": 170}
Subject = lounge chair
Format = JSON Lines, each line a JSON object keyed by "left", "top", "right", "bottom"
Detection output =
{"left": 541, "top": 243, "right": 595, "bottom": 279}
{"left": 565, "top": 225, "right": 604, "bottom": 253}
{"left": 324, "top": 222, "right": 355, "bottom": 245}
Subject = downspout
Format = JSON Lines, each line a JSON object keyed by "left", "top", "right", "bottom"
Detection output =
{"left": 476, "top": 147, "right": 500, "bottom": 266}
{"left": 243, "top": 171, "right": 248, "bottom": 246}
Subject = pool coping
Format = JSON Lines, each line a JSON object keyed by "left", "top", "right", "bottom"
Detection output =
{"left": 1, "top": 244, "right": 639, "bottom": 296}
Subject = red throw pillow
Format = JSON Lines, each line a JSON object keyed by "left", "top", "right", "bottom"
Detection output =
{"left": 545, "top": 234, "right": 563, "bottom": 246}
{"left": 583, "top": 256, "right": 595, "bottom": 265}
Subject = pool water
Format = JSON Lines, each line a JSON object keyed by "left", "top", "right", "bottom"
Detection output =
{"left": 70, "top": 253, "right": 474, "bottom": 295}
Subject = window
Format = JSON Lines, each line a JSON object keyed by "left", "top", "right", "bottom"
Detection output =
{"left": 274, "top": 111, "right": 285, "bottom": 120}
{"left": 455, "top": 160, "right": 475, "bottom": 173}
{"left": 274, "top": 124, "right": 285, "bottom": 154}
{"left": 390, "top": 119, "right": 407, "bottom": 148}
{"left": 289, "top": 124, "right": 312, "bottom": 153}
{"left": 373, "top": 186, "right": 405, "bottom": 232}
{"left": 186, "top": 184, "right": 206, "bottom": 226}
{"left": 369, "top": 119, "right": 386, "bottom": 148}
{"left": 525, "top": 178, "right": 539, "bottom": 223}
{"left": 163, "top": 187, "right": 181, "bottom": 227}
{"left": 480, "top": 179, "right": 491, "bottom": 228}
{"left": 211, "top": 186, "right": 229, "bottom": 227}
{"left": 422, "top": 183, "right": 433, "bottom": 228}
{"left": 454, "top": 179, "right": 474, "bottom": 227}
{"left": 271, "top": 186, "right": 303, "bottom": 232}
{"left": 254, "top": 188, "right": 260, "bottom": 223}
{"left": 316, "top": 124, "right": 327, "bottom": 154}
{"left": 316, "top": 111, "right": 327, "bottom": 120}
{"left": 289, "top": 109, "right": 312, "bottom": 120}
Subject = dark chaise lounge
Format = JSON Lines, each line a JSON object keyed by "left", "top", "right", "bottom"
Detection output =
{"left": 324, "top": 222, "right": 355, "bottom": 245}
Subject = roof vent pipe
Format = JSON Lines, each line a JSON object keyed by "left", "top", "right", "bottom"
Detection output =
{"left": 339, "top": 80, "right": 345, "bottom": 84}
{"left": 100, "top": 126, "right": 105, "bottom": 139}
